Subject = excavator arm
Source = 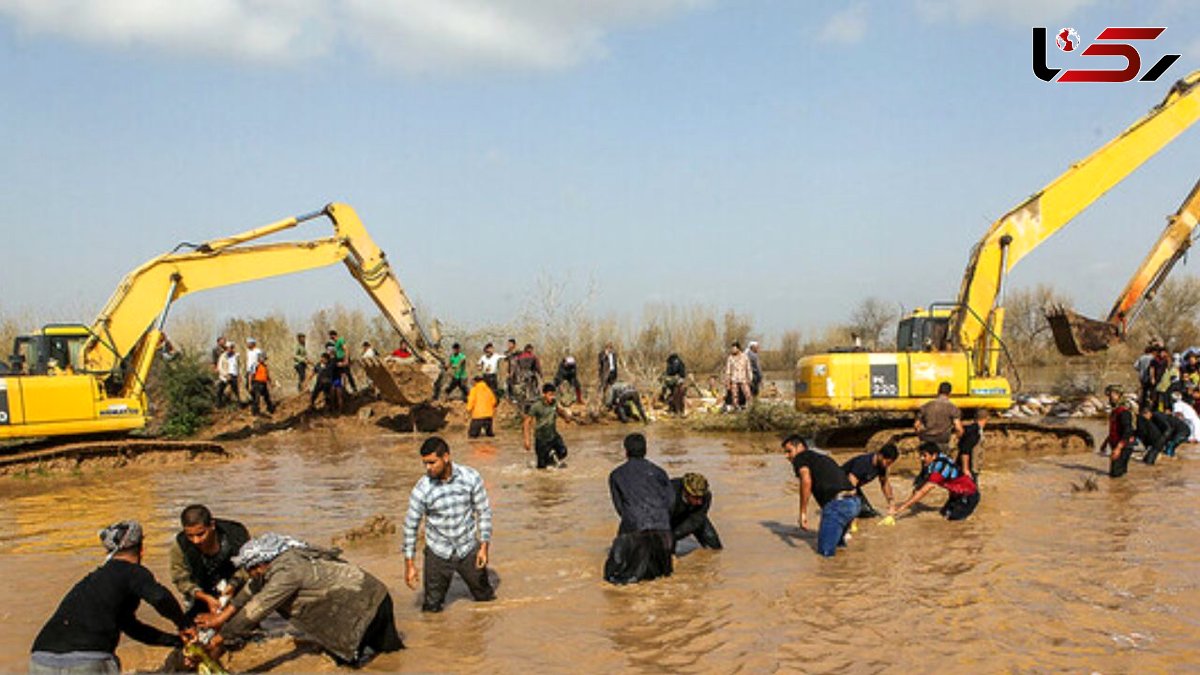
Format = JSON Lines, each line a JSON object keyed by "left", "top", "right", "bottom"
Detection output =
{"left": 951, "top": 70, "right": 1200, "bottom": 374}
{"left": 82, "top": 203, "right": 442, "bottom": 400}
{"left": 1048, "top": 177, "right": 1200, "bottom": 355}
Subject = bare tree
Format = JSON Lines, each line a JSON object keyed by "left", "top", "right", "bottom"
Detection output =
{"left": 1004, "top": 284, "right": 1073, "bottom": 365}
{"left": 1129, "top": 276, "right": 1200, "bottom": 350}
{"left": 848, "top": 297, "right": 896, "bottom": 348}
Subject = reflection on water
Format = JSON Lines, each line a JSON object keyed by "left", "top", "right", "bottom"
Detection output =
{"left": 0, "top": 423, "right": 1197, "bottom": 672}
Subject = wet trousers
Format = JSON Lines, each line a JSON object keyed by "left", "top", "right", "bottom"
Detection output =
{"left": 604, "top": 530, "right": 673, "bottom": 584}
{"left": 468, "top": 418, "right": 494, "bottom": 438}
{"left": 421, "top": 545, "right": 495, "bottom": 613}
{"left": 939, "top": 491, "right": 980, "bottom": 521}
{"left": 1110, "top": 446, "right": 1135, "bottom": 478}
{"left": 817, "top": 496, "right": 860, "bottom": 557}
{"left": 534, "top": 433, "right": 568, "bottom": 469}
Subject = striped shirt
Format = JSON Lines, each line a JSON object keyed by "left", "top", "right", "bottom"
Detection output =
{"left": 403, "top": 463, "right": 492, "bottom": 560}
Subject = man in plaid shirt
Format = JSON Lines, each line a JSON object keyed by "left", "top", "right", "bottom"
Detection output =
{"left": 403, "top": 436, "right": 495, "bottom": 612}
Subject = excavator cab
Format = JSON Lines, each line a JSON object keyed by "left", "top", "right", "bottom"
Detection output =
{"left": 7, "top": 326, "right": 90, "bottom": 376}
{"left": 896, "top": 308, "right": 953, "bottom": 352}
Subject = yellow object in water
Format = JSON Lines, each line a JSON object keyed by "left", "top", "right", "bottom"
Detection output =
{"left": 878, "top": 515, "right": 896, "bottom": 527}
{"left": 183, "top": 644, "right": 228, "bottom": 675}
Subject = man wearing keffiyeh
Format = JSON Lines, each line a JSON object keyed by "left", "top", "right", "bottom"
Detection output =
{"left": 196, "top": 533, "right": 403, "bottom": 668}
{"left": 31, "top": 520, "right": 193, "bottom": 673}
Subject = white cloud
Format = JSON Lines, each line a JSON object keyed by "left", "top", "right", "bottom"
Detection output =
{"left": 0, "top": 0, "right": 706, "bottom": 71}
{"left": 913, "top": 0, "right": 1098, "bottom": 25}
{"left": 818, "top": 4, "right": 868, "bottom": 45}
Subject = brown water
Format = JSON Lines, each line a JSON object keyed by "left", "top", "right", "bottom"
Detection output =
{"left": 1, "top": 424, "right": 1198, "bottom": 673}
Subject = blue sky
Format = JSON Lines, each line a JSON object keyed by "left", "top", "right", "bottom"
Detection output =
{"left": 1, "top": 0, "right": 1198, "bottom": 340}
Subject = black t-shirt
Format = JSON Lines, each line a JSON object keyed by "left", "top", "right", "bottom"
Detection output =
{"left": 32, "top": 559, "right": 186, "bottom": 655}
{"left": 840, "top": 452, "right": 884, "bottom": 487}
{"left": 955, "top": 420, "right": 984, "bottom": 456}
{"left": 791, "top": 451, "right": 854, "bottom": 507}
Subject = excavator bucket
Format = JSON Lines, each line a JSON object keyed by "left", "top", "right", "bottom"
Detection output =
{"left": 360, "top": 356, "right": 440, "bottom": 406}
{"left": 1045, "top": 305, "right": 1122, "bottom": 356}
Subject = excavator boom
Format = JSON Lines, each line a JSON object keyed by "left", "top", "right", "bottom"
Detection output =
{"left": 796, "top": 70, "right": 1200, "bottom": 416}
{"left": 1, "top": 203, "right": 441, "bottom": 441}
{"left": 953, "top": 70, "right": 1200, "bottom": 371}
{"left": 1048, "top": 177, "right": 1200, "bottom": 355}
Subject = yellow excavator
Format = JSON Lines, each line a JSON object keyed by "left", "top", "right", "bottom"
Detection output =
{"left": 1048, "top": 177, "right": 1200, "bottom": 355}
{"left": 0, "top": 203, "right": 442, "bottom": 443}
{"left": 795, "top": 69, "right": 1200, "bottom": 414}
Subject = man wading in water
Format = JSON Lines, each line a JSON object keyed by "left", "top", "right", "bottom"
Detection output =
{"left": 605, "top": 433, "right": 675, "bottom": 584}
{"left": 1099, "top": 385, "right": 1137, "bottom": 478}
{"left": 524, "top": 383, "right": 571, "bottom": 469}
{"left": 785, "top": 435, "right": 860, "bottom": 557}
{"left": 403, "top": 436, "right": 496, "bottom": 612}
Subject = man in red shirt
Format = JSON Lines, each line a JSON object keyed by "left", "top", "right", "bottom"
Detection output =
{"left": 890, "top": 441, "right": 980, "bottom": 521}
{"left": 1098, "top": 384, "right": 1136, "bottom": 478}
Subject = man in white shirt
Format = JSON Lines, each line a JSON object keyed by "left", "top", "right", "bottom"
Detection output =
{"left": 477, "top": 342, "right": 504, "bottom": 397}
{"left": 218, "top": 343, "right": 241, "bottom": 406}
{"left": 244, "top": 338, "right": 262, "bottom": 392}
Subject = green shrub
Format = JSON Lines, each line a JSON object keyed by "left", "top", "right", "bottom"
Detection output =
{"left": 160, "top": 353, "right": 214, "bottom": 438}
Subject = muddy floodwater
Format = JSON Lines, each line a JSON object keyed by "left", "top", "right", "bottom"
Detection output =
{"left": 1, "top": 423, "right": 1198, "bottom": 673}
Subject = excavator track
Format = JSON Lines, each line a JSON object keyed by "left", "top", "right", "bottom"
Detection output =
{"left": 0, "top": 438, "right": 226, "bottom": 472}
{"left": 813, "top": 414, "right": 1094, "bottom": 455}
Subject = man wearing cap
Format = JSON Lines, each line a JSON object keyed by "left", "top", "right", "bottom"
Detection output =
{"left": 198, "top": 533, "right": 403, "bottom": 668}
{"left": 784, "top": 435, "right": 860, "bottom": 557}
{"left": 169, "top": 505, "right": 250, "bottom": 619}
{"left": 31, "top": 521, "right": 192, "bottom": 673}
{"left": 1099, "top": 385, "right": 1137, "bottom": 478}
{"left": 669, "top": 472, "right": 723, "bottom": 551}
{"left": 244, "top": 337, "right": 262, "bottom": 393}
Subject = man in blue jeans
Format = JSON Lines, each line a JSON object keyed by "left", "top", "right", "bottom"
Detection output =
{"left": 784, "top": 435, "right": 860, "bottom": 557}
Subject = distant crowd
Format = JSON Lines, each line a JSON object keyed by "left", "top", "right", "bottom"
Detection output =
{"left": 206, "top": 332, "right": 773, "bottom": 427}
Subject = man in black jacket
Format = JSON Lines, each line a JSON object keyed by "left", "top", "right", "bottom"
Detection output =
{"left": 669, "top": 472, "right": 722, "bottom": 550}
{"left": 604, "top": 433, "right": 674, "bottom": 584}
{"left": 31, "top": 521, "right": 192, "bottom": 673}
{"left": 169, "top": 504, "right": 250, "bottom": 618}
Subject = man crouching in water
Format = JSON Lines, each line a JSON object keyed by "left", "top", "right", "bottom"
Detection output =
{"left": 890, "top": 442, "right": 980, "bottom": 521}
{"left": 198, "top": 534, "right": 403, "bottom": 668}
{"left": 31, "top": 521, "right": 193, "bottom": 673}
